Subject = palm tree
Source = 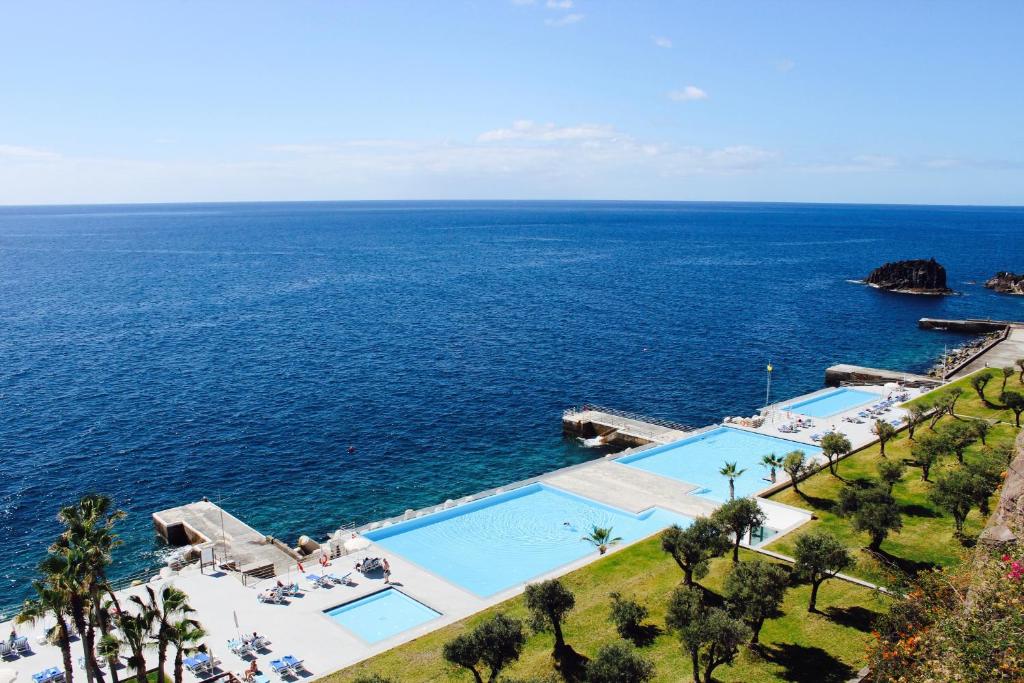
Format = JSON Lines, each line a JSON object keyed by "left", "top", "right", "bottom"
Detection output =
{"left": 52, "top": 494, "right": 126, "bottom": 683}
{"left": 582, "top": 526, "right": 622, "bottom": 555}
{"left": 760, "top": 453, "right": 783, "bottom": 483}
{"left": 168, "top": 619, "right": 206, "bottom": 683}
{"left": 719, "top": 462, "right": 747, "bottom": 500}
{"left": 139, "top": 586, "right": 195, "bottom": 683}
{"left": 118, "top": 607, "right": 155, "bottom": 683}
{"left": 37, "top": 551, "right": 99, "bottom": 683}
{"left": 17, "top": 579, "right": 76, "bottom": 683}
{"left": 97, "top": 633, "right": 123, "bottom": 683}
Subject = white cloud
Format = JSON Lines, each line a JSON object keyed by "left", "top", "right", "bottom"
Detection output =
{"left": 545, "top": 0, "right": 573, "bottom": 7}
{"left": 477, "top": 120, "right": 616, "bottom": 143}
{"left": 776, "top": 59, "right": 795, "bottom": 72}
{"left": 925, "top": 158, "right": 960, "bottom": 169}
{"left": 545, "top": 13, "right": 584, "bottom": 26}
{"left": 668, "top": 86, "right": 708, "bottom": 102}
{"left": 0, "top": 144, "right": 61, "bottom": 160}
{"left": 653, "top": 36, "right": 672, "bottom": 49}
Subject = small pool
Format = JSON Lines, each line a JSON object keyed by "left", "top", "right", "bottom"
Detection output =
{"left": 364, "top": 483, "right": 692, "bottom": 597}
{"left": 325, "top": 588, "right": 441, "bottom": 644}
{"left": 618, "top": 427, "right": 822, "bottom": 501}
{"left": 784, "top": 388, "right": 880, "bottom": 418}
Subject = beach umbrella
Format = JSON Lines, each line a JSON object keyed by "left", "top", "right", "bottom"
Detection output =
{"left": 344, "top": 535, "right": 371, "bottom": 552}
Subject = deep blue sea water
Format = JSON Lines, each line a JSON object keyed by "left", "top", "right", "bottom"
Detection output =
{"left": 2, "top": 200, "right": 1023, "bottom": 613}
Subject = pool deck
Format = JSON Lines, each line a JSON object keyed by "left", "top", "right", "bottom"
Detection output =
{"left": 0, "top": 381, "right": 933, "bottom": 682}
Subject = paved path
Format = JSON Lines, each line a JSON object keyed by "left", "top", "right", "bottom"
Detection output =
{"left": 952, "top": 325, "right": 1024, "bottom": 378}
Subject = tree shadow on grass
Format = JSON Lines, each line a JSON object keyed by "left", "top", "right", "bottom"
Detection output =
{"left": 900, "top": 503, "right": 940, "bottom": 518}
{"left": 621, "top": 623, "right": 663, "bottom": 648}
{"left": 757, "top": 643, "right": 855, "bottom": 683}
{"left": 871, "top": 548, "right": 939, "bottom": 577}
{"left": 554, "top": 645, "right": 589, "bottom": 682}
{"left": 795, "top": 491, "right": 836, "bottom": 513}
{"left": 824, "top": 605, "right": 878, "bottom": 633}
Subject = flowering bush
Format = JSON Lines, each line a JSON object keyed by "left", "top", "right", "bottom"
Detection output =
{"left": 868, "top": 549, "right": 1024, "bottom": 681}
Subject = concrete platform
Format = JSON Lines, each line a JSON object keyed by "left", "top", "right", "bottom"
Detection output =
{"left": 951, "top": 325, "right": 1024, "bottom": 378}
{"left": 153, "top": 501, "right": 298, "bottom": 576}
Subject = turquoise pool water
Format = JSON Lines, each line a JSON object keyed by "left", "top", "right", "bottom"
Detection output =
{"left": 325, "top": 588, "right": 441, "bottom": 643}
{"left": 618, "top": 427, "right": 823, "bottom": 501}
{"left": 364, "top": 483, "right": 692, "bottom": 597}
{"left": 784, "top": 387, "right": 880, "bottom": 418}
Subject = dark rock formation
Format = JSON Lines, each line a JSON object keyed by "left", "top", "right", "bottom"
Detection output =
{"left": 985, "top": 271, "right": 1024, "bottom": 295}
{"left": 864, "top": 258, "right": 952, "bottom": 295}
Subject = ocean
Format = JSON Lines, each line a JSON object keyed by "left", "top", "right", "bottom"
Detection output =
{"left": 1, "top": 200, "right": 1022, "bottom": 613}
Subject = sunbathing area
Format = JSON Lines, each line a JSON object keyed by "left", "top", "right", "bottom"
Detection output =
{"left": 0, "top": 380, "right": 935, "bottom": 682}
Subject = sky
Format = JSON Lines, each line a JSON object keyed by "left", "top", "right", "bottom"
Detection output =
{"left": 1, "top": 1, "right": 1022, "bottom": 206}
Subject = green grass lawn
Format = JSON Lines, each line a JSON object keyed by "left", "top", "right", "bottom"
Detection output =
{"left": 767, "top": 372, "right": 1021, "bottom": 587}
{"left": 330, "top": 540, "right": 888, "bottom": 683}
{"left": 904, "top": 367, "right": 1023, "bottom": 422}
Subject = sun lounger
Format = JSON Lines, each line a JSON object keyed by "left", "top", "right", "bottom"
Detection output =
{"left": 281, "top": 582, "right": 301, "bottom": 596}
{"left": 282, "top": 656, "right": 306, "bottom": 674}
{"left": 248, "top": 635, "right": 270, "bottom": 650}
{"left": 228, "top": 639, "right": 252, "bottom": 656}
{"left": 0, "top": 643, "right": 16, "bottom": 660}
{"left": 33, "top": 669, "right": 64, "bottom": 683}
{"left": 305, "top": 573, "right": 332, "bottom": 588}
{"left": 327, "top": 572, "right": 352, "bottom": 585}
{"left": 270, "top": 660, "right": 292, "bottom": 678}
{"left": 258, "top": 588, "right": 285, "bottom": 604}
{"left": 253, "top": 675, "right": 270, "bottom": 683}
{"left": 14, "top": 637, "right": 30, "bottom": 655}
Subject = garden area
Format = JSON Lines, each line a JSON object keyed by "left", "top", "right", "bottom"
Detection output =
{"left": 767, "top": 367, "right": 1022, "bottom": 587}
{"left": 331, "top": 539, "right": 889, "bottom": 683}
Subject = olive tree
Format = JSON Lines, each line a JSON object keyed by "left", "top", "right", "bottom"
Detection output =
{"left": 783, "top": 450, "right": 807, "bottom": 494}
{"left": 659, "top": 519, "right": 730, "bottom": 586}
{"left": 820, "top": 432, "right": 852, "bottom": 477}
{"left": 837, "top": 484, "right": 902, "bottom": 552}
{"left": 877, "top": 458, "right": 906, "bottom": 494}
{"left": 442, "top": 613, "right": 526, "bottom": 683}
{"left": 970, "top": 370, "right": 995, "bottom": 405}
{"left": 723, "top": 560, "right": 789, "bottom": 644}
{"left": 903, "top": 404, "right": 926, "bottom": 440}
{"left": 584, "top": 642, "right": 655, "bottom": 683}
{"left": 666, "top": 586, "right": 751, "bottom": 683}
{"left": 941, "top": 420, "right": 976, "bottom": 463}
{"left": 523, "top": 579, "right": 575, "bottom": 655}
{"left": 712, "top": 498, "right": 766, "bottom": 563}
{"left": 872, "top": 419, "right": 897, "bottom": 456}
{"left": 1001, "top": 390, "right": 1024, "bottom": 427}
{"left": 911, "top": 432, "right": 949, "bottom": 481}
{"left": 792, "top": 530, "right": 853, "bottom": 612}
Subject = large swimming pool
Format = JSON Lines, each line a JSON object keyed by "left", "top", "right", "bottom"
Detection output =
{"left": 784, "top": 387, "right": 880, "bottom": 418}
{"left": 325, "top": 588, "right": 441, "bottom": 644}
{"left": 364, "top": 483, "right": 692, "bottom": 597}
{"left": 617, "top": 427, "right": 822, "bottom": 501}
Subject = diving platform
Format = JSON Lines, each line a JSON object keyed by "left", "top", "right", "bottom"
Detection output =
{"left": 153, "top": 500, "right": 299, "bottom": 579}
{"left": 562, "top": 404, "right": 695, "bottom": 447}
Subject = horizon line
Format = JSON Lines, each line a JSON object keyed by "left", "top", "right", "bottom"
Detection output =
{"left": 1, "top": 197, "right": 1023, "bottom": 210}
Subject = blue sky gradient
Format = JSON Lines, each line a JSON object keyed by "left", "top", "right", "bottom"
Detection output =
{"left": 1, "top": 1, "right": 1021, "bottom": 205}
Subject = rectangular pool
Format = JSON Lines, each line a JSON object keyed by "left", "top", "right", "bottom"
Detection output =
{"left": 364, "top": 483, "right": 692, "bottom": 597}
{"left": 618, "top": 427, "right": 822, "bottom": 501}
{"left": 325, "top": 588, "right": 441, "bottom": 644}
{"left": 784, "top": 387, "right": 880, "bottom": 418}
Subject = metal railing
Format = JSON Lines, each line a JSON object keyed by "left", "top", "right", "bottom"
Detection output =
{"left": 564, "top": 403, "right": 696, "bottom": 433}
